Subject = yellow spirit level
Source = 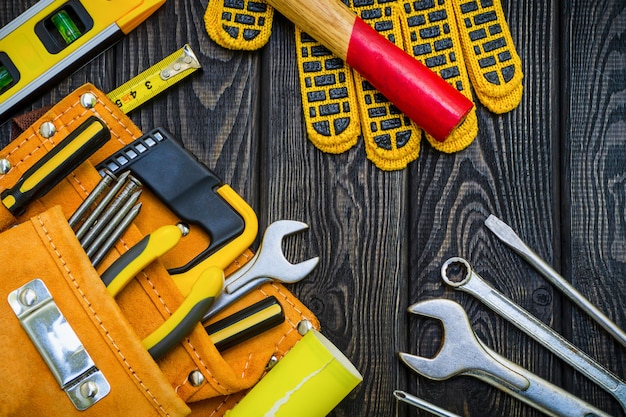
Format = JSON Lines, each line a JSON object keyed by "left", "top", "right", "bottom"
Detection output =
{"left": 0, "top": 0, "right": 166, "bottom": 124}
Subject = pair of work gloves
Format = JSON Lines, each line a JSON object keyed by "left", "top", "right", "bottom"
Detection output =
{"left": 205, "top": 0, "right": 523, "bottom": 170}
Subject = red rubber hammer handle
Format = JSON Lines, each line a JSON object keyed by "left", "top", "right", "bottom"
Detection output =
{"left": 265, "top": 0, "right": 474, "bottom": 142}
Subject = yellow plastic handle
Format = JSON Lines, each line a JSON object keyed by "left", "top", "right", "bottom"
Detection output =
{"left": 142, "top": 266, "right": 224, "bottom": 359}
{"left": 103, "top": 225, "right": 183, "bottom": 297}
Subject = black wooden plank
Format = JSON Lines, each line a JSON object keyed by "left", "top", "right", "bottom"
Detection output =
{"left": 562, "top": 1, "right": 626, "bottom": 414}
{"left": 259, "top": 13, "right": 410, "bottom": 417}
{"left": 407, "top": 0, "right": 560, "bottom": 415}
{"left": 3, "top": 1, "right": 625, "bottom": 416}
{"left": 111, "top": 1, "right": 261, "bottom": 202}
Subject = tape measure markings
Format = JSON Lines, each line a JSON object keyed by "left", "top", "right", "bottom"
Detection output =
{"left": 107, "top": 44, "right": 202, "bottom": 114}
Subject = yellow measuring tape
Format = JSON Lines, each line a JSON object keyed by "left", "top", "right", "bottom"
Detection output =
{"left": 107, "top": 44, "right": 202, "bottom": 114}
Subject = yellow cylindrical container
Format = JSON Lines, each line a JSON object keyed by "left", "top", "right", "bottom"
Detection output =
{"left": 226, "top": 329, "right": 362, "bottom": 417}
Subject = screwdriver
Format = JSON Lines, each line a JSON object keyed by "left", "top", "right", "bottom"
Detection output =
{"left": 1, "top": 116, "right": 110, "bottom": 215}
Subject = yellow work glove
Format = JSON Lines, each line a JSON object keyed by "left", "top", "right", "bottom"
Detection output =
{"left": 205, "top": 0, "right": 523, "bottom": 170}
{"left": 205, "top": 0, "right": 274, "bottom": 50}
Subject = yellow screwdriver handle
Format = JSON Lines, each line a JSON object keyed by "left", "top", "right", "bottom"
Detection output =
{"left": 1, "top": 116, "right": 110, "bottom": 215}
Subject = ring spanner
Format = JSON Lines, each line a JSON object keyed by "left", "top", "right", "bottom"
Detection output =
{"left": 201, "top": 220, "right": 319, "bottom": 321}
{"left": 399, "top": 298, "right": 612, "bottom": 417}
{"left": 441, "top": 257, "right": 626, "bottom": 413}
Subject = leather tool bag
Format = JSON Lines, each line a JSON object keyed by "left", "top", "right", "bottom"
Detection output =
{"left": 0, "top": 84, "right": 319, "bottom": 416}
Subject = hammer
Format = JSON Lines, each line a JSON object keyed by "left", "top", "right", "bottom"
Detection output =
{"left": 266, "top": 0, "right": 474, "bottom": 142}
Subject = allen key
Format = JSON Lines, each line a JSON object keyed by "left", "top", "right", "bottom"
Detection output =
{"left": 68, "top": 169, "right": 116, "bottom": 228}
{"left": 85, "top": 190, "right": 142, "bottom": 261}
{"left": 90, "top": 203, "right": 142, "bottom": 268}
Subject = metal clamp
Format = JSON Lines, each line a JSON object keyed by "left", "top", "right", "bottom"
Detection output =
{"left": 8, "top": 279, "right": 110, "bottom": 410}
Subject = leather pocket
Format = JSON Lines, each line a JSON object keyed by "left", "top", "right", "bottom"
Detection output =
{"left": 0, "top": 206, "right": 190, "bottom": 417}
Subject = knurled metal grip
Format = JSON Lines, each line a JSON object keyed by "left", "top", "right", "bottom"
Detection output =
{"left": 8, "top": 279, "right": 110, "bottom": 410}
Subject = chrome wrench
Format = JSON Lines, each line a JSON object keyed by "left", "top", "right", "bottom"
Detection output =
{"left": 201, "top": 220, "right": 319, "bottom": 321}
{"left": 441, "top": 257, "right": 626, "bottom": 413}
{"left": 399, "top": 298, "right": 612, "bottom": 417}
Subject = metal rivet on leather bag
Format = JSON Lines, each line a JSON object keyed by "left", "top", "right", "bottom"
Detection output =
{"left": 79, "top": 380, "right": 99, "bottom": 399}
{"left": 80, "top": 92, "right": 97, "bottom": 108}
{"left": 18, "top": 288, "right": 37, "bottom": 306}
{"left": 0, "top": 158, "right": 11, "bottom": 174}
{"left": 188, "top": 370, "right": 205, "bottom": 387}
{"left": 39, "top": 121, "right": 56, "bottom": 138}
{"left": 297, "top": 319, "right": 313, "bottom": 336}
{"left": 265, "top": 355, "right": 279, "bottom": 371}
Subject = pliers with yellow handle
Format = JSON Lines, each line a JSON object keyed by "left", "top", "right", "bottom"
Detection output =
{"left": 100, "top": 224, "right": 224, "bottom": 359}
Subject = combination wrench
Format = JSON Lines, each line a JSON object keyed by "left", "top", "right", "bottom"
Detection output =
{"left": 201, "top": 220, "right": 319, "bottom": 321}
{"left": 399, "top": 298, "right": 612, "bottom": 417}
{"left": 441, "top": 257, "right": 626, "bottom": 413}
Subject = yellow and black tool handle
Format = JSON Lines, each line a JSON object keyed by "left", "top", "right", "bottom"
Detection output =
{"left": 1, "top": 116, "right": 110, "bottom": 215}
{"left": 101, "top": 224, "right": 183, "bottom": 296}
{"left": 142, "top": 266, "right": 224, "bottom": 359}
{"left": 206, "top": 295, "right": 285, "bottom": 352}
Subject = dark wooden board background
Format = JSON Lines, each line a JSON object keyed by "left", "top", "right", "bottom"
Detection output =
{"left": 1, "top": 1, "right": 625, "bottom": 416}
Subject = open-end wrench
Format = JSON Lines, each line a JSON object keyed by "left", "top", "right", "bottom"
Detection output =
{"left": 398, "top": 298, "right": 612, "bottom": 417}
{"left": 441, "top": 257, "right": 626, "bottom": 412}
{"left": 201, "top": 220, "right": 319, "bottom": 321}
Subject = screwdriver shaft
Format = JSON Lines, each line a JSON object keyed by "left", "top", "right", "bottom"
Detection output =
{"left": 91, "top": 202, "right": 142, "bottom": 268}
{"left": 68, "top": 169, "right": 116, "bottom": 228}
{"left": 80, "top": 175, "right": 141, "bottom": 248}
{"left": 485, "top": 214, "right": 626, "bottom": 348}
{"left": 75, "top": 170, "right": 131, "bottom": 240}
{"left": 85, "top": 189, "right": 142, "bottom": 260}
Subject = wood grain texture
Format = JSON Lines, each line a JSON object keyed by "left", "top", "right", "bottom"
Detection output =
{"left": 406, "top": 0, "right": 559, "bottom": 415}
{"left": 1, "top": 1, "right": 625, "bottom": 416}
{"left": 259, "top": 14, "right": 409, "bottom": 416}
{"left": 563, "top": 1, "right": 626, "bottom": 414}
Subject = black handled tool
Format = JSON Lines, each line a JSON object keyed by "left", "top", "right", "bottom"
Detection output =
{"left": 1, "top": 116, "right": 110, "bottom": 215}
{"left": 101, "top": 224, "right": 183, "bottom": 296}
{"left": 205, "top": 296, "right": 285, "bottom": 352}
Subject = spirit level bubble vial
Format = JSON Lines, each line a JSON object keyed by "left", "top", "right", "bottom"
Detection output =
{"left": 0, "top": 0, "right": 166, "bottom": 124}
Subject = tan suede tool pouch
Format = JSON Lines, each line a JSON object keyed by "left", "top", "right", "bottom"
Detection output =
{"left": 0, "top": 206, "right": 190, "bottom": 417}
{"left": 0, "top": 84, "right": 320, "bottom": 413}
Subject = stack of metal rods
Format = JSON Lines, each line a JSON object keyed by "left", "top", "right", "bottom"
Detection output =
{"left": 69, "top": 169, "right": 143, "bottom": 267}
